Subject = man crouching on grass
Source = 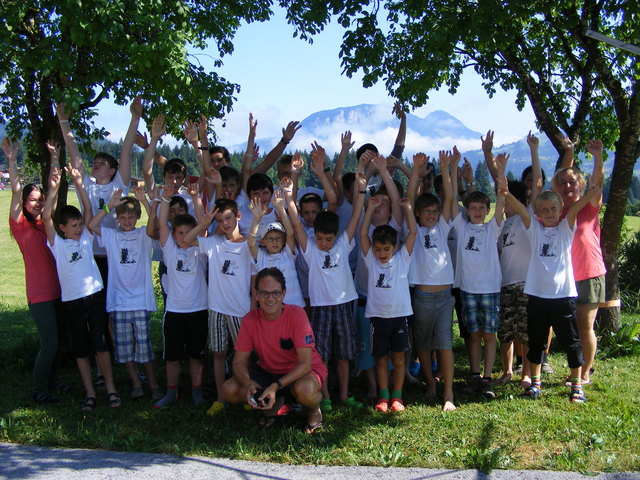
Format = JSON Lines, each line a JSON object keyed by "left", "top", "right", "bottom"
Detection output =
{"left": 222, "top": 267, "right": 327, "bottom": 433}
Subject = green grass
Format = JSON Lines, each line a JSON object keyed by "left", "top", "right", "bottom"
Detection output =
{"left": 1, "top": 190, "right": 639, "bottom": 472}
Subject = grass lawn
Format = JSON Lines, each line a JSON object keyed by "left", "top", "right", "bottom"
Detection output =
{"left": 1, "top": 190, "right": 639, "bottom": 472}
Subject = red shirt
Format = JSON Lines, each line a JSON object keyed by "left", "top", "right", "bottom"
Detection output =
{"left": 236, "top": 305, "right": 326, "bottom": 377}
{"left": 9, "top": 215, "right": 61, "bottom": 303}
{"left": 561, "top": 202, "right": 606, "bottom": 282}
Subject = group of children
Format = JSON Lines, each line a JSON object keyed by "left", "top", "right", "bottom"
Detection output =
{"left": 35, "top": 98, "right": 596, "bottom": 414}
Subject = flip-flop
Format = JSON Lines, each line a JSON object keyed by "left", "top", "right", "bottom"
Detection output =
{"left": 80, "top": 396, "right": 96, "bottom": 412}
{"left": 107, "top": 392, "right": 122, "bottom": 408}
{"left": 304, "top": 420, "right": 324, "bottom": 434}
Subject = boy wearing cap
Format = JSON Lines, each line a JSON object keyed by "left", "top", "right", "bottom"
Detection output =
{"left": 247, "top": 191, "right": 305, "bottom": 308}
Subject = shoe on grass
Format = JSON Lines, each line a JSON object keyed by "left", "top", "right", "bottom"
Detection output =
{"left": 206, "top": 400, "right": 224, "bottom": 416}
{"left": 375, "top": 398, "right": 389, "bottom": 412}
{"left": 151, "top": 387, "right": 164, "bottom": 401}
{"left": 130, "top": 386, "right": 144, "bottom": 399}
{"left": 521, "top": 385, "right": 541, "bottom": 399}
{"left": 541, "top": 362, "right": 554, "bottom": 374}
{"left": 390, "top": 398, "right": 405, "bottom": 412}
{"left": 341, "top": 396, "right": 363, "bottom": 409}
{"left": 570, "top": 387, "right": 587, "bottom": 403}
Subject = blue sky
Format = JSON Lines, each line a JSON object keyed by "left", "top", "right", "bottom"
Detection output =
{"left": 98, "top": 10, "right": 537, "bottom": 150}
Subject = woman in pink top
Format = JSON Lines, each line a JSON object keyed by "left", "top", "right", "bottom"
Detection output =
{"left": 4, "top": 138, "right": 64, "bottom": 404}
{"left": 553, "top": 139, "right": 606, "bottom": 383}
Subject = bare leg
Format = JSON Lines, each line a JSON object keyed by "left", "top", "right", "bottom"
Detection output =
{"left": 364, "top": 368, "right": 377, "bottom": 400}
{"left": 417, "top": 349, "right": 436, "bottom": 398}
{"left": 96, "top": 351, "right": 116, "bottom": 393}
{"left": 481, "top": 331, "right": 497, "bottom": 379}
{"left": 143, "top": 361, "right": 159, "bottom": 390}
{"left": 126, "top": 361, "right": 142, "bottom": 389}
{"left": 166, "top": 361, "right": 181, "bottom": 387}
{"left": 468, "top": 331, "right": 482, "bottom": 374}
{"left": 336, "top": 359, "right": 350, "bottom": 402}
{"left": 189, "top": 358, "right": 203, "bottom": 388}
{"left": 321, "top": 360, "right": 330, "bottom": 400}
{"left": 77, "top": 357, "right": 96, "bottom": 398}
{"left": 497, "top": 341, "right": 513, "bottom": 385}
{"left": 439, "top": 349, "right": 456, "bottom": 411}
{"left": 577, "top": 303, "right": 598, "bottom": 382}
{"left": 375, "top": 356, "right": 390, "bottom": 393}
{"left": 390, "top": 352, "right": 405, "bottom": 393}
{"left": 213, "top": 351, "right": 227, "bottom": 403}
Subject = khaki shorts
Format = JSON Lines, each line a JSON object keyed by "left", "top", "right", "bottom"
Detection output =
{"left": 576, "top": 275, "right": 605, "bottom": 305}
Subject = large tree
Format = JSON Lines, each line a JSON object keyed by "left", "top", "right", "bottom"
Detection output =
{"left": 0, "top": 0, "right": 274, "bottom": 192}
{"left": 293, "top": 0, "right": 638, "bottom": 332}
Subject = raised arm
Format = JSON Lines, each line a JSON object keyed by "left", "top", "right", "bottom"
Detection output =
{"left": 391, "top": 101, "right": 406, "bottom": 155}
{"left": 87, "top": 187, "right": 123, "bottom": 235}
{"left": 372, "top": 154, "right": 402, "bottom": 226}
{"left": 3, "top": 138, "right": 22, "bottom": 220}
{"left": 481, "top": 130, "right": 498, "bottom": 182}
{"left": 187, "top": 182, "right": 204, "bottom": 223}
{"left": 119, "top": 97, "right": 143, "bottom": 186}
{"left": 567, "top": 182, "right": 601, "bottom": 228}
{"left": 283, "top": 176, "right": 307, "bottom": 252}
{"left": 438, "top": 152, "right": 453, "bottom": 223}
{"left": 56, "top": 103, "right": 85, "bottom": 176}
{"left": 143, "top": 114, "right": 166, "bottom": 193}
{"left": 272, "top": 189, "right": 296, "bottom": 253}
{"left": 247, "top": 197, "right": 267, "bottom": 260}
{"left": 501, "top": 178, "right": 531, "bottom": 229}
{"left": 557, "top": 133, "right": 576, "bottom": 169}
{"left": 359, "top": 195, "right": 378, "bottom": 255}
{"left": 408, "top": 153, "right": 428, "bottom": 206}
{"left": 157, "top": 185, "right": 176, "bottom": 247}
{"left": 450, "top": 153, "right": 460, "bottom": 219}
{"left": 493, "top": 153, "right": 508, "bottom": 226}
{"left": 289, "top": 153, "right": 304, "bottom": 203}
{"left": 253, "top": 120, "right": 301, "bottom": 175}
{"left": 42, "top": 166, "right": 62, "bottom": 245}
{"left": 146, "top": 186, "right": 161, "bottom": 240}
{"left": 310, "top": 142, "right": 338, "bottom": 211}
{"left": 345, "top": 172, "right": 367, "bottom": 242}
{"left": 334, "top": 131, "right": 354, "bottom": 206}
{"left": 132, "top": 185, "right": 153, "bottom": 218}
{"left": 585, "top": 139, "right": 605, "bottom": 208}
{"left": 461, "top": 155, "right": 475, "bottom": 195}
{"left": 401, "top": 198, "right": 418, "bottom": 254}
{"left": 527, "top": 131, "right": 543, "bottom": 206}
{"left": 182, "top": 206, "right": 217, "bottom": 247}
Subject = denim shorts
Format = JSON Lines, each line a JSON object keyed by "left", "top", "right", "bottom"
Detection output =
{"left": 412, "top": 288, "right": 455, "bottom": 350}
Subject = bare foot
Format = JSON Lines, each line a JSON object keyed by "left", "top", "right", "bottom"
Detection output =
{"left": 442, "top": 399, "right": 456, "bottom": 412}
{"left": 496, "top": 373, "right": 512, "bottom": 386}
{"left": 521, "top": 376, "right": 531, "bottom": 389}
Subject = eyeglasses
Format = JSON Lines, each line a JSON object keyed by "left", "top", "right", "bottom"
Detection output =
{"left": 256, "top": 290, "right": 284, "bottom": 299}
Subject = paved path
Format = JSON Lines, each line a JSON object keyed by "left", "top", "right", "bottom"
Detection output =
{"left": 1, "top": 443, "right": 638, "bottom": 480}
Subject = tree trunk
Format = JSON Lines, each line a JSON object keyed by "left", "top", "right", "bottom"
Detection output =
{"left": 596, "top": 133, "right": 639, "bottom": 334}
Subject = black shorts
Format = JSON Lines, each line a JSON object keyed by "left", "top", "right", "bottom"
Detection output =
{"left": 163, "top": 310, "right": 208, "bottom": 361}
{"left": 62, "top": 290, "right": 109, "bottom": 358}
{"left": 370, "top": 316, "right": 411, "bottom": 358}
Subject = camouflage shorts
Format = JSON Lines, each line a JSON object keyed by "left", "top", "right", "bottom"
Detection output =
{"left": 498, "top": 282, "right": 528, "bottom": 345}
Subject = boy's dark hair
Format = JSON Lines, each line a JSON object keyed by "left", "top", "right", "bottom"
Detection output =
{"left": 209, "top": 146, "right": 230, "bottom": 163}
{"left": 115, "top": 197, "right": 142, "bottom": 218}
{"left": 342, "top": 172, "right": 356, "bottom": 192}
{"left": 372, "top": 224, "right": 398, "bottom": 246}
{"left": 214, "top": 198, "right": 238, "bottom": 216}
{"left": 254, "top": 267, "right": 286, "bottom": 291}
{"left": 313, "top": 210, "right": 339, "bottom": 235}
{"left": 163, "top": 158, "right": 187, "bottom": 177}
{"left": 375, "top": 180, "right": 404, "bottom": 199}
{"left": 172, "top": 213, "right": 197, "bottom": 230}
{"left": 56, "top": 205, "right": 82, "bottom": 226}
{"left": 521, "top": 165, "right": 547, "bottom": 185}
{"left": 219, "top": 165, "right": 240, "bottom": 183}
{"left": 356, "top": 143, "right": 378, "bottom": 161}
{"left": 508, "top": 180, "right": 529, "bottom": 205}
{"left": 169, "top": 195, "right": 188, "bottom": 212}
{"left": 276, "top": 154, "right": 293, "bottom": 168}
{"left": 463, "top": 190, "right": 490, "bottom": 209}
{"left": 246, "top": 173, "right": 274, "bottom": 195}
{"left": 415, "top": 192, "right": 442, "bottom": 213}
{"left": 299, "top": 192, "right": 323, "bottom": 210}
{"left": 22, "top": 183, "right": 44, "bottom": 224}
{"left": 434, "top": 174, "right": 443, "bottom": 196}
{"left": 94, "top": 152, "right": 118, "bottom": 170}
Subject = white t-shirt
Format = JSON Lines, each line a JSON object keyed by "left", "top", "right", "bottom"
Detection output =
{"left": 256, "top": 247, "right": 305, "bottom": 308}
{"left": 48, "top": 228, "right": 103, "bottom": 302}
{"left": 99, "top": 227, "right": 156, "bottom": 313}
{"left": 409, "top": 216, "right": 454, "bottom": 286}
{"left": 302, "top": 232, "right": 358, "bottom": 307}
{"left": 295, "top": 224, "right": 315, "bottom": 299}
{"left": 354, "top": 217, "right": 401, "bottom": 296}
{"left": 364, "top": 246, "right": 413, "bottom": 318}
{"left": 498, "top": 213, "right": 531, "bottom": 286}
{"left": 162, "top": 235, "right": 208, "bottom": 313}
{"left": 453, "top": 215, "right": 502, "bottom": 294}
{"left": 80, "top": 171, "right": 129, "bottom": 256}
{"left": 524, "top": 218, "right": 577, "bottom": 299}
{"left": 238, "top": 203, "right": 277, "bottom": 239}
{"left": 199, "top": 235, "right": 255, "bottom": 316}
{"left": 206, "top": 190, "right": 251, "bottom": 236}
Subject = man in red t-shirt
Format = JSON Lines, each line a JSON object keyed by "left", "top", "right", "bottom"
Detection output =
{"left": 222, "top": 268, "right": 326, "bottom": 433}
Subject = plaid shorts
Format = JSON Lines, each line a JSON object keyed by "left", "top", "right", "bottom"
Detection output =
{"left": 310, "top": 300, "right": 357, "bottom": 361}
{"left": 498, "top": 282, "right": 529, "bottom": 345}
{"left": 111, "top": 310, "right": 154, "bottom": 364}
{"left": 461, "top": 291, "right": 500, "bottom": 334}
{"left": 208, "top": 310, "right": 242, "bottom": 353}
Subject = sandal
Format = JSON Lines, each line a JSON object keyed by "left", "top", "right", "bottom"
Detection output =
{"left": 107, "top": 392, "right": 122, "bottom": 408}
{"left": 80, "top": 396, "right": 96, "bottom": 412}
{"left": 521, "top": 385, "right": 541, "bottom": 399}
{"left": 570, "top": 387, "right": 587, "bottom": 404}
{"left": 50, "top": 381, "right": 71, "bottom": 393}
{"left": 304, "top": 420, "right": 324, "bottom": 434}
{"left": 34, "top": 392, "right": 58, "bottom": 405}
{"left": 93, "top": 375, "right": 106, "bottom": 390}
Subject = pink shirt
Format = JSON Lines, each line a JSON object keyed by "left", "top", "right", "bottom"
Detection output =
{"left": 561, "top": 202, "right": 606, "bottom": 282}
{"left": 9, "top": 215, "right": 61, "bottom": 304}
{"left": 235, "top": 305, "right": 326, "bottom": 377}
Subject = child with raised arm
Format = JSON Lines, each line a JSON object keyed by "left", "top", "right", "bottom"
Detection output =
{"left": 407, "top": 152, "right": 457, "bottom": 411}
{"left": 451, "top": 150, "right": 505, "bottom": 399}
{"left": 287, "top": 169, "right": 368, "bottom": 410}
{"left": 44, "top": 163, "right": 119, "bottom": 411}
{"left": 247, "top": 191, "right": 305, "bottom": 308}
{"left": 500, "top": 177, "right": 600, "bottom": 403}
{"left": 182, "top": 198, "right": 257, "bottom": 416}
{"left": 87, "top": 189, "right": 162, "bottom": 402}
{"left": 360, "top": 195, "right": 417, "bottom": 413}
{"left": 152, "top": 185, "right": 209, "bottom": 408}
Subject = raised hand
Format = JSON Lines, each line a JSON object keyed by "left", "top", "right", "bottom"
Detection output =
{"left": 462, "top": 158, "right": 474, "bottom": 183}
{"left": 438, "top": 151, "right": 450, "bottom": 172}
{"left": 358, "top": 149, "right": 376, "bottom": 172}
{"left": 386, "top": 155, "right": 401, "bottom": 168}
{"left": 367, "top": 195, "right": 382, "bottom": 210}
{"left": 310, "top": 142, "right": 327, "bottom": 175}
{"left": 413, "top": 152, "right": 429, "bottom": 170}
{"left": 1, "top": 137, "right": 18, "bottom": 162}
{"left": 496, "top": 176, "right": 509, "bottom": 198}
{"left": 130, "top": 96, "right": 143, "bottom": 117}
{"left": 108, "top": 188, "right": 125, "bottom": 209}
{"left": 556, "top": 133, "right": 576, "bottom": 153}
{"left": 399, "top": 197, "right": 412, "bottom": 210}
{"left": 55, "top": 102, "right": 69, "bottom": 121}
{"left": 341, "top": 130, "right": 355, "bottom": 151}
{"left": 372, "top": 154, "right": 387, "bottom": 171}
{"left": 249, "top": 113, "right": 257, "bottom": 138}
{"left": 452, "top": 145, "right": 461, "bottom": 164}
{"left": 151, "top": 114, "right": 166, "bottom": 139}
{"left": 526, "top": 130, "right": 539, "bottom": 149}
{"left": 495, "top": 152, "right": 510, "bottom": 174}
{"left": 291, "top": 152, "right": 304, "bottom": 172}
{"left": 205, "top": 167, "right": 221, "bottom": 185}
{"left": 393, "top": 101, "right": 406, "bottom": 120}
{"left": 135, "top": 131, "right": 149, "bottom": 149}
{"left": 279, "top": 176, "right": 293, "bottom": 193}
{"left": 481, "top": 130, "right": 494, "bottom": 153}
{"left": 586, "top": 139, "right": 603, "bottom": 157}
{"left": 187, "top": 182, "right": 200, "bottom": 197}
{"left": 282, "top": 121, "right": 301, "bottom": 143}
{"left": 45, "top": 140, "right": 61, "bottom": 164}
{"left": 249, "top": 197, "right": 267, "bottom": 219}
{"left": 272, "top": 189, "right": 286, "bottom": 210}
{"left": 201, "top": 205, "right": 218, "bottom": 226}
{"left": 49, "top": 166, "right": 61, "bottom": 190}
{"left": 355, "top": 171, "right": 367, "bottom": 190}
{"left": 131, "top": 185, "right": 147, "bottom": 202}
{"left": 183, "top": 119, "right": 198, "bottom": 144}
{"left": 64, "top": 164, "right": 82, "bottom": 185}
